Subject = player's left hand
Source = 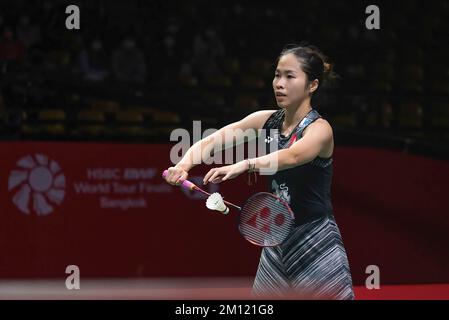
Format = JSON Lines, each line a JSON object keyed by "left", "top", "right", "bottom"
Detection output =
{"left": 203, "top": 160, "right": 249, "bottom": 185}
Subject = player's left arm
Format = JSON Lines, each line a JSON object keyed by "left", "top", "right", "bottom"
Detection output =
{"left": 203, "top": 119, "right": 333, "bottom": 184}
{"left": 254, "top": 118, "right": 333, "bottom": 171}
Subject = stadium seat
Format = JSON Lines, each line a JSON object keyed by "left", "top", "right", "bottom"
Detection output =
{"left": 91, "top": 99, "right": 121, "bottom": 113}
{"left": 74, "top": 110, "right": 110, "bottom": 137}
{"left": 114, "top": 110, "right": 153, "bottom": 137}
{"left": 152, "top": 110, "right": 181, "bottom": 125}
{"left": 29, "top": 109, "right": 67, "bottom": 135}
{"left": 77, "top": 110, "right": 106, "bottom": 123}
{"left": 38, "top": 109, "right": 66, "bottom": 122}
{"left": 201, "top": 92, "right": 226, "bottom": 108}
{"left": 240, "top": 75, "right": 265, "bottom": 89}
{"left": 204, "top": 75, "right": 232, "bottom": 88}
{"left": 234, "top": 95, "right": 259, "bottom": 112}
{"left": 330, "top": 114, "right": 357, "bottom": 127}
{"left": 400, "top": 64, "right": 424, "bottom": 92}
{"left": 399, "top": 102, "right": 423, "bottom": 128}
{"left": 221, "top": 57, "right": 240, "bottom": 76}
{"left": 431, "top": 102, "right": 449, "bottom": 128}
{"left": 248, "top": 58, "right": 273, "bottom": 77}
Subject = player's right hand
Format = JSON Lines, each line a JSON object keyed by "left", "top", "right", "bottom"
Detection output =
{"left": 164, "top": 166, "right": 189, "bottom": 186}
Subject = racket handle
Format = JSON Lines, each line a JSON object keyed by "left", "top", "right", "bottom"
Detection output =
{"left": 162, "top": 170, "right": 197, "bottom": 191}
{"left": 163, "top": 170, "right": 240, "bottom": 210}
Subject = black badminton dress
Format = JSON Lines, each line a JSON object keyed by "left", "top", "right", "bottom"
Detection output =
{"left": 252, "top": 108, "right": 354, "bottom": 300}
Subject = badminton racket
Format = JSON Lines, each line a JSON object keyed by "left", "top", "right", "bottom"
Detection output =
{"left": 162, "top": 170, "right": 295, "bottom": 247}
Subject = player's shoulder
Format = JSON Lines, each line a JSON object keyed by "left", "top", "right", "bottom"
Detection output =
{"left": 314, "top": 117, "right": 333, "bottom": 129}
{"left": 305, "top": 117, "right": 333, "bottom": 137}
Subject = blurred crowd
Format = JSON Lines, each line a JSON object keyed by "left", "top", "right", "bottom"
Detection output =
{"left": 0, "top": 0, "right": 448, "bottom": 150}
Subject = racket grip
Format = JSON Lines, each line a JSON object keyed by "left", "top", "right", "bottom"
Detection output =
{"left": 162, "top": 170, "right": 197, "bottom": 190}
{"left": 181, "top": 180, "right": 196, "bottom": 190}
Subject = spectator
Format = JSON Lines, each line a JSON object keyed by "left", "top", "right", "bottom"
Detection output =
{"left": 16, "top": 15, "right": 42, "bottom": 49}
{"left": 191, "top": 29, "right": 223, "bottom": 80}
{"left": 0, "top": 28, "right": 25, "bottom": 61}
{"left": 78, "top": 39, "right": 110, "bottom": 81}
{"left": 0, "top": 27, "right": 25, "bottom": 73}
{"left": 204, "top": 27, "right": 225, "bottom": 59}
{"left": 112, "top": 37, "right": 146, "bottom": 83}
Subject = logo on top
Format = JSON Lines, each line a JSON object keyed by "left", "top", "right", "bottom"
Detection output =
{"left": 8, "top": 154, "right": 66, "bottom": 215}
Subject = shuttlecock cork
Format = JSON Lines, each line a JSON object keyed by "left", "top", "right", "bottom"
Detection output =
{"left": 206, "top": 192, "right": 229, "bottom": 214}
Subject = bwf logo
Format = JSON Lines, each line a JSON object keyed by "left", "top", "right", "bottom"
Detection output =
{"left": 8, "top": 154, "right": 66, "bottom": 215}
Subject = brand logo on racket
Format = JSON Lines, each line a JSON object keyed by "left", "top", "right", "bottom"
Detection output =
{"left": 244, "top": 206, "right": 286, "bottom": 234}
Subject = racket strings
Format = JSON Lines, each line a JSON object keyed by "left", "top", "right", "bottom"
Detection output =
{"left": 239, "top": 193, "right": 294, "bottom": 246}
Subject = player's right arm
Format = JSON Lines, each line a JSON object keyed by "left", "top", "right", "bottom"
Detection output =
{"left": 164, "top": 110, "right": 276, "bottom": 185}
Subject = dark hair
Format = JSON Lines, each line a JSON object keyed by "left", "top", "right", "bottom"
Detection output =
{"left": 277, "top": 42, "right": 338, "bottom": 93}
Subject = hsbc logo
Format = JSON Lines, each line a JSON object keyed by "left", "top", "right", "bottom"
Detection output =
{"left": 8, "top": 154, "right": 66, "bottom": 215}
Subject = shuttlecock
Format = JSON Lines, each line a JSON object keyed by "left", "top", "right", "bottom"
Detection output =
{"left": 206, "top": 192, "right": 229, "bottom": 214}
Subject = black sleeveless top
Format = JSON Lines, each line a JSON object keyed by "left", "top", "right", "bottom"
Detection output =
{"left": 262, "top": 108, "right": 334, "bottom": 226}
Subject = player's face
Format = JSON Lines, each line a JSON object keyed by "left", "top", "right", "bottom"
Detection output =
{"left": 273, "top": 53, "right": 310, "bottom": 109}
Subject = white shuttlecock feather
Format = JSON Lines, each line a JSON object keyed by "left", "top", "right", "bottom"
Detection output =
{"left": 206, "top": 192, "right": 229, "bottom": 215}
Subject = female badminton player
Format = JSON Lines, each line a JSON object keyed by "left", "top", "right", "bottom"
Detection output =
{"left": 164, "top": 44, "right": 354, "bottom": 300}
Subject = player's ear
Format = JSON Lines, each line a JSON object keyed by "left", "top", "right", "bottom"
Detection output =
{"left": 309, "top": 79, "right": 319, "bottom": 94}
